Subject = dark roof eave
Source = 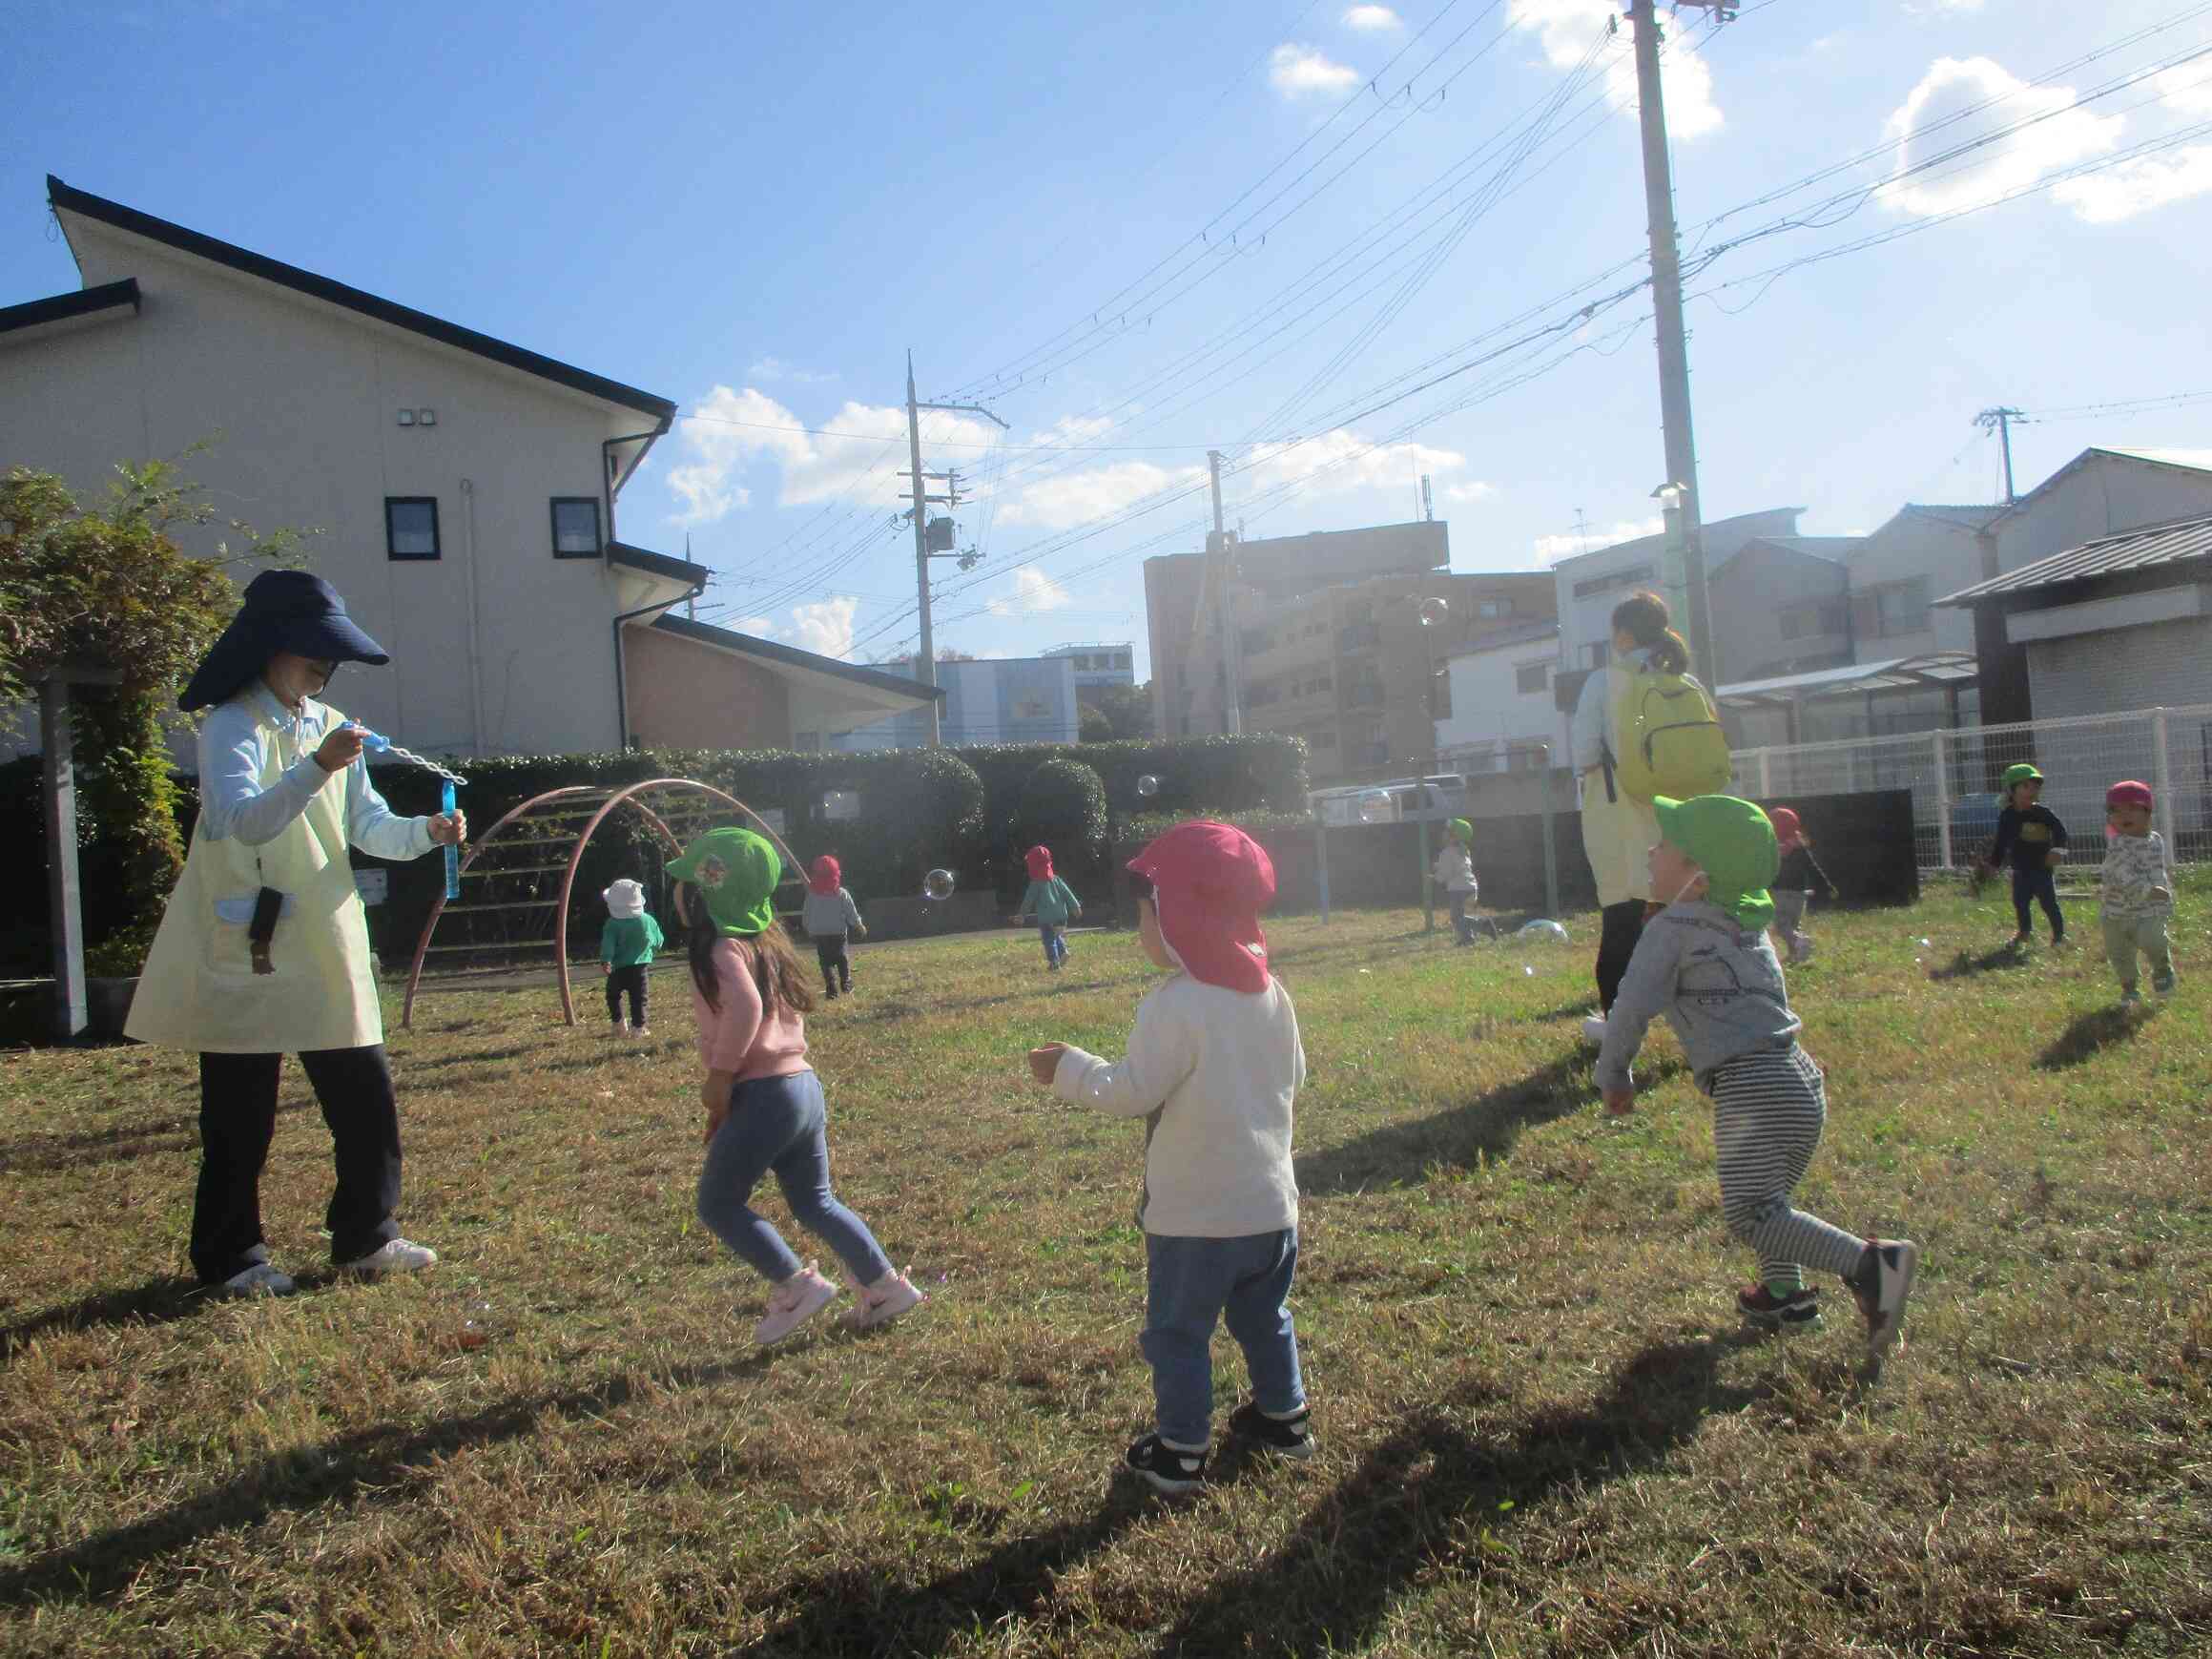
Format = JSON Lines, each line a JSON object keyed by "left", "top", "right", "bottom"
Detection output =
{"left": 0, "top": 277, "right": 141, "bottom": 338}
{"left": 651, "top": 612, "right": 946, "bottom": 702}
{"left": 47, "top": 176, "right": 674, "bottom": 422}
{"left": 607, "top": 540, "right": 712, "bottom": 588}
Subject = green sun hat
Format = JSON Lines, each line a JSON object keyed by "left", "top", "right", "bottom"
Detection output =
{"left": 1651, "top": 794, "right": 1778, "bottom": 931}
{"left": 666, "top": 826, "right": 783, "bottom": 937}
{"left": 2000, "top": 761, "right": 2043, "bottom": 803}
{"left": 1448, "top": 817, "right": 1474, "bottom": 846}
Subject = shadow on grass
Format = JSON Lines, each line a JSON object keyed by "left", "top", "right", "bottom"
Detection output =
{"left": 1295, "top": 1052, "right": 1683, "bottom": 1194}
{"left": 2036, "top": 1003, "right": 2153, "bottom": 1070}
{"left": 1155, "top": 1334, "right": 1764, "bottom": 1658}
{"left": 0, "top": 1098, "right": 315, "bottom": 1178}
{"left": 0, "top": 1354, "right": 771, "bottom": 1607}
{"left": 1928, "top": 942, "right": 2036, "bottom": 982}
{"left": 730, "top": 1487, "right": 1153, "bottom": 1657}
{"left": 0, "top": 1276, "right": 208, "bottom": 1360}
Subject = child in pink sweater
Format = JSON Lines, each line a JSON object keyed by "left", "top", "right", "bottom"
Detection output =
{"left": 667, "top": 828, "right": 922, "bottom": 1345}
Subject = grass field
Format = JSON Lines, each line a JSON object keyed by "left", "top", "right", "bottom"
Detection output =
{"left": 3, "top": 880, "right": 2210, "bottom": 1657}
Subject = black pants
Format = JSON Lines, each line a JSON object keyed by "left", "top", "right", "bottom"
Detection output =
{"left": 1595, "top": 899, "right": 1651, "bottom": 1015}
{"left": 816, "top": 938, "right": 851, "bottom": 995}
{"left": 606, "top": 964, "right": 649, "bottom": 1026}
{"left": 2012, "top": 866, "right": 2064, "bottom": 940}
{"left": 192, "top": 1046, "right": 403, "bottom": 1285}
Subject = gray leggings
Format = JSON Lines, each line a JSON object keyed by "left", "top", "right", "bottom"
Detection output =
{"left": 1709, "top": 1046, "right": 1867, "bottom": 1292}
{"left": 696, "top": 1069, "right": 894, "bottom": 1288}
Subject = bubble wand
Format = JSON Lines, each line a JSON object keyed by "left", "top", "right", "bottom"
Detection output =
{"left": 351, "top": 728, "right": 465, "bottom": 901}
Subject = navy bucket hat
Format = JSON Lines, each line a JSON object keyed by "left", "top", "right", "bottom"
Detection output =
{"left": 179, "top": 570, "right": 390, "bottom": 712}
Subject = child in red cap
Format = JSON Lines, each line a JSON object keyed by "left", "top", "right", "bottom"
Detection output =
{"left": 1025, "top": 821, "right": 1310, "bottom": 1494}
{"left": 1765, "top": 808, "right": 1834, "bottom": 965}
{"left": 2100, "top": 781, "right": 2176, "bottom": 1004}
{"left": 799, "top": 855, "right": 866, "bottom": 1000}
{"left": 1018, "top": 844, "right": 1083, "bottom": 971}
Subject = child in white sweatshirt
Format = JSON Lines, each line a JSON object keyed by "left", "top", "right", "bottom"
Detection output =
{"left": 2100, "top": 780, "right": 2177, "bottom": 1005}
{"left": 1027, "top": 820, "right": 1309, "bottom": 1495}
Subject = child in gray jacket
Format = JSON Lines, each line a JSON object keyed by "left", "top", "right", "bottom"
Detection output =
{"left": 801, "top": 855, "right": 866, "bottom": 999}
{"left": 1598, "top": 795, "right": 1917, "bottom": 1374}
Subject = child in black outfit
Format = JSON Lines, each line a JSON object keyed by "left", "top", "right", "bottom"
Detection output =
{"left": 1987, "top": 763, "right": 2068, "bottom": 946}
{"left": 1765, "top": 808, "right": 1834, "bottom": 964}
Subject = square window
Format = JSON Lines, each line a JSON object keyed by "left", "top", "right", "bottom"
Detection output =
{"left": 386, "top": 497, "right": 440, "bottom": 560}
{"left": 1515, "top": 662, "right": 1549, "bottom": 695}
{"left": 551, "top": 496, "right": 602, "bottom": 558}
{"left": 1583, "top": 641, "right": 1610, "bottom": 670}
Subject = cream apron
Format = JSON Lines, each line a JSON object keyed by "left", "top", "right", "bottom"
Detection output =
{"left": 1578, "top": 666, "right": 1660, "bottom": 908}
{"left": 126, "top": 701, "right": 384, "bottom": 1054}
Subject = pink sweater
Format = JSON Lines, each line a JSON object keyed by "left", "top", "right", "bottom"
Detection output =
{"left": 692, "top": 939, "right": 810, "bottom": 1081}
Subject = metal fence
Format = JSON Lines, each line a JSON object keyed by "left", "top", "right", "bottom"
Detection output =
{"left": 1730, "top": 703, "right": 2212, "bottom": 873}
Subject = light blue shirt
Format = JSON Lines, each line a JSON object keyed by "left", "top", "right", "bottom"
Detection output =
{"left": 196, "top": 684, "right": 433, "bottom": 862}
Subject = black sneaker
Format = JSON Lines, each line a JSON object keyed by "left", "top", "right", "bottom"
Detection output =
{"left": 1848, "top": 1239, "right": 1919, "bottom": 1367}
{"left": 1124, "top": 1434, "right": 1209, "bottom": 1495}
{"left": 1228, "top": 1401, "right": 1315, "bottom": 1461}
{"left": 1737, "top": 1284, "right": 1822, "bottom": 1333}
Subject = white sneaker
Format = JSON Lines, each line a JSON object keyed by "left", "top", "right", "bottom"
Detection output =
{"left": 217, "top": 1261, "right": 297, "bottom": 1297}
{"left": 1581, "top": 1015, "right": 1608, "bottom": 1046}
{"left": 606, "top": 1022, "right": 628, "bottom": 1037}
{"left": 842, "top": 1268, "right": 926, "bottom": 1332}
{"left": 340, "top": 1238, "right": 438, "bottom": 1276}
{"left": 632, "top": 1026, "right": 651, "bottom": 1038}
{"left": 754, "top": 1265, "right": 838, "bottom": 1345}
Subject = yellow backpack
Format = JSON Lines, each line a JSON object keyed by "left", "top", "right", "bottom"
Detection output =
{"left": 1609, "top": 662, "right": 1733, "bottom": 802}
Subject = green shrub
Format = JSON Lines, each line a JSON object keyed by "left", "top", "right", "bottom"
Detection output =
{"left": 1012, "top": 757, "right": 1107, "bottom": 861}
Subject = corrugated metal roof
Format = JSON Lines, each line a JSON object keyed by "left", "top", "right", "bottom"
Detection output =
{"left": 1937, "top": 512, "right": 2212, "bottom": 604}
{"left": 1715, "top": 652, "right": 1977, "bottom": 706}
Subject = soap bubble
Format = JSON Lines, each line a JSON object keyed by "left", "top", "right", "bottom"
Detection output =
{"left": 922, "top": 869, "right": 956, "bottom": 902}
{"left": 1518, "top": 919, "right": 1570, "bottom": 944}
{"left": 1356, "top": 789, "right": 1395, "bottom": 825}
{"left": 1418, "top": 595, "right": 1450, "bottom": 627}
{"left": 1136, "top": 774, "right": 1161, "bottom": 798}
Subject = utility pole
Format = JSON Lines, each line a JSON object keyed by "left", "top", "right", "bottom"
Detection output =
{"left": 1627, "top": 0, "right": 1727, "bottom": 685}
{"left": 903, "top": 352, "right": 1006, "bottom": 744}
{"left": 1207, "top": 449, "right": 1243, "bottom": 736}
{"left": 1975, "top": 406, "right": 2026, "bottom": 504}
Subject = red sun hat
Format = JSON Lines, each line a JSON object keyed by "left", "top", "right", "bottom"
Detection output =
{"left": 1024, "top": 845, "right": 1055, "bottom": 881}
{"left": 807, "top": 855, "right": 842, "bottom": 897}
{"left": 2105, "top": 779, "right": 2154, "bottom": 811}
{"left": 1127, "top": 820, "right": 1276, "bottom": 993}
{"left": 1767, "top": 806, "right": 1804, "bottom": 851}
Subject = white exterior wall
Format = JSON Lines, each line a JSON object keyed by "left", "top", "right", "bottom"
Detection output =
{"left": 2026, "top": 613, "right": 2212, "bottom": 721}
{"left": 1996, "top": 454, "right": 2212, "bottom": 574}
{"left": 1435, "top": 644, "right": 1567, "bottom": 764}
{"left": 1, "top": 218, "right": 663, "bottom": 759}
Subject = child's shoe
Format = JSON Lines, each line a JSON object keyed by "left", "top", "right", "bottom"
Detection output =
{"left": 1847, "top": 1239, "right": 1918, "bottom": 1369}
{"left": 2120, "top": 987, "right": 2143, "bottom": 1006}
{"left": 754, "top": 1265, "right": 838, "bottom": 1346}
{"left": 606, "top": 1020, "right": 628, "bottom": 1037}
{"left": 841, "top": 1267, "right": 925, "bottom": 1332}
{"left": 1124, "top": 1434, "right": 1209, "bottom": 1495}
{"left": 1736, "top": 1284, "right": 1822, "bottom": 1332}
{"left": 2153, "top": 969, "right": 2178, "bottom": 996}
{"left": 1227, "top": 1400, "right": 1315, "bottom": 1461}
{"left": 632, "top": 1025, "right": 651, "bottom": 1038}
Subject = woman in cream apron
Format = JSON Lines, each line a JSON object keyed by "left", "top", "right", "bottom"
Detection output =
{"left": 128, "top": 571, "right": 465, "bottom": 1296}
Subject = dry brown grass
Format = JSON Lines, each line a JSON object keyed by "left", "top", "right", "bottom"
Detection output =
{"left": 2, "top": 881, "right": 2208, "bottom": 1656}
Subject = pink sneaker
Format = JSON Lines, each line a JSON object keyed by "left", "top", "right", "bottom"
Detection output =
{"left": 753, "top": 1265, "right": 838, "bottom": 1346}
{"left": 842, "top": 1267, "right": 926, "bottom": 1332}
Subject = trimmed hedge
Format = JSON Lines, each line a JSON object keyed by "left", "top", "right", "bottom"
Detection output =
{"left": 1013, "top": 757, "right": 1107, "bottom": 862}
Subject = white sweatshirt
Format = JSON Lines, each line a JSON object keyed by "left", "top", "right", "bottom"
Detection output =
{"left": 2101, "top": 831, "right": 2174, "bottom": 918}
{"left": 1051, "top": 972, "right": 1304, "bottom": 1238}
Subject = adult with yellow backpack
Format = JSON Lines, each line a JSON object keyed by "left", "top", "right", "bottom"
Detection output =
{"left": 1570, "top": 591, "right": 1736, "bottom": 1045}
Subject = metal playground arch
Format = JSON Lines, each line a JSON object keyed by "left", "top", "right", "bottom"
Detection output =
{"left": 401, "top": 778, "right": 806, "bottom": 1028}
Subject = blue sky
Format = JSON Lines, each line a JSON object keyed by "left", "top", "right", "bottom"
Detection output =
{"left": 9, "top": 0, "right": 2212, "bottom": 677}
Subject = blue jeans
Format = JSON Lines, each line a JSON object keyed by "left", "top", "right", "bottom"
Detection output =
{"left": 2012, "top": 866, "right": 2063, "bottom": 940}
{"left": 1142, "top": 1229, "right": 1305, "bottom": 1448}
{"left": 1039, "top": 922, "right": 1067, "bottom": 966}
{"left": 696, "top": 1069, "right": 894, "bottom": 1287}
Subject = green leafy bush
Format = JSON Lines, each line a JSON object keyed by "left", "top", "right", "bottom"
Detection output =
{"left": 1012, "top": 757, "right": 1107, "bottom": 861}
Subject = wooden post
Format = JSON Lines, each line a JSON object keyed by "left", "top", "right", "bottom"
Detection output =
{"left": 41, "top": 676, "right": 87, "bottom": 1041}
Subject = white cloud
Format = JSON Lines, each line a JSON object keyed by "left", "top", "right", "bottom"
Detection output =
{"left": 785, "top": 595, "right": 858, "bottom": 659}
{"left": 1877, "top": 56, "right": 2120, "bottom": 218}
{"left": 1531, "top": 516, "right": 1663, "bottom": 568}
{"left": 746, "top": 356, "right": 838, "bottom": 385}
{"left": 1443, "top": 480, "right": 1498, "bottom": 504}
{"left": 1342, "top": 5, "right": 1401, "bottom": 30}
{"left": 2153, "top": 65, "right": 2212, "bottom": 118}
{"left": 993, "top": 428, "right": 1470, "bottom": 530}
{"left": 1271, "top": 43, "right": 1360, "bottom": 98}
{"left": 727, "top": 614, "right": 775, "bottom": 635}
{"left": 665, "top": 384, "right": 999, "bottom": 525}
{"left": 1509, "top": 0, "right": 1722, "bottom": 140}
{"left": 2055, "top": 145, "right": 2212, "bottom": 223}
{"left": 986, "top": 565, "right": 1074, "bottom": 617}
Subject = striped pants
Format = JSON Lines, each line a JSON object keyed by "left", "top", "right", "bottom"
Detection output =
{"left": 1709, "top": 1046, "right": 1866, "bottom": 1293}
